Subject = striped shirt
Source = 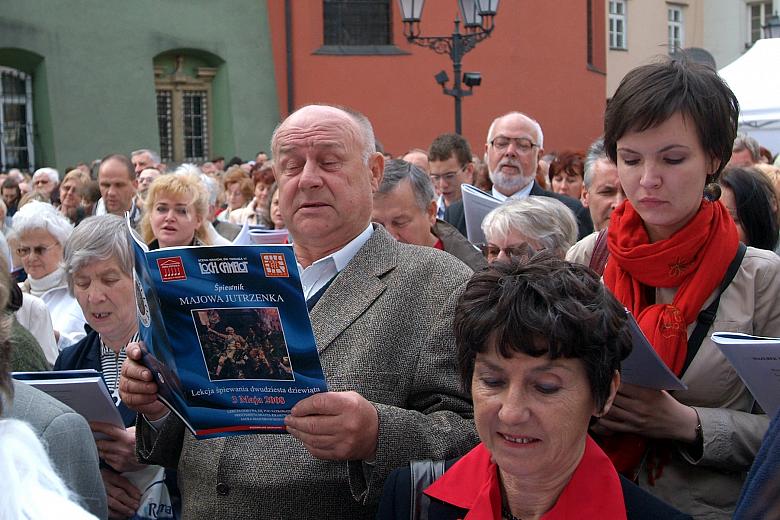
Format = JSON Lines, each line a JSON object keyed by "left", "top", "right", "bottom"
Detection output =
{"left": 100, "top": 332, "right": 138, "bottom": 404}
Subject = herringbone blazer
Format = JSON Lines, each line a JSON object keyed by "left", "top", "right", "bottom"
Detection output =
{"left": 137, "top": 225, "right": 479, "bottom": 519}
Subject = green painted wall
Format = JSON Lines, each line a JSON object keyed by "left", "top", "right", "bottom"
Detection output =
{"left": 0, "top": 0, "right": 279, "bottom": 171}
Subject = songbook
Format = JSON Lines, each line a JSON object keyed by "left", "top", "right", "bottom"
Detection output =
{"left": 712, "top": 332, "right": 780, "bottom": 417}
{"left": 621, "top": 312, "right": 688, "bottom": 391}
{"left": 232, "top": 221, "right": 289, "bottom": 245}
{"left": 461, "top": 184, "right": 501, "bottom": 244}
{"left": 130, "top": 218, "right": 327, "bottom": 439}
{"left": 12, "top": 369, "right": 124, "bottom": 439}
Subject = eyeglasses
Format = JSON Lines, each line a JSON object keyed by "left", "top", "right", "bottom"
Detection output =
{"left": 430, "top": 165, "right": 467, "bottom": 184}
{"left": 478, "top": 242, "right": 537, "bottom": 262}
{"left": 16, "top": 243, "right": 59, "bottom": 257}
{"left": 490, "top": 136, "right": 539, "bottom": 153}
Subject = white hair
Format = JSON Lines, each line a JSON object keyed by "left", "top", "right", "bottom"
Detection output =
{"left": 0, "top": 419, "right": 98, "bottom": 520}
{"left": 32, "top": 168, "right": 59, "bottom": 185}
{"left": 482, "top": 196, "right": 577, "bottom": 258}
{"left": 9, "top": 200, "right": 73, "bottom": 245}
{"left": 131, "top": 148, "right": 161, "bottom": 165}
{"left": 486, "top": 111, "right": 544, "bottom": 148}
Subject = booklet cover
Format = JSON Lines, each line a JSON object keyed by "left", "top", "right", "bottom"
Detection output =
{"left": 621, "top": 311, "right": 688, "bottom": 391}
{"left": 130, "top": 223, "right": 327, "bottom": 439}
{"left": 712, "top": 332, "right": 780, "bottom": 417}
{"left": 461, "top": 184, "right": 501, "bottom": 244}
{"left": 12, "top": 369, "right": 125, "bottom": 439}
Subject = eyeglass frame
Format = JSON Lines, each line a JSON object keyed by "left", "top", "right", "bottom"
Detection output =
{"left": 429, "top": 164, "right": 469, "bottom": 184}
{"left": 477, "top": 242, "right": 538, "bottom": 261}
{"left": 489, "top": 135, "right": 540, "bottom": 153}
{"left": 16, "top": 243, "right": 60, "bottom": 258}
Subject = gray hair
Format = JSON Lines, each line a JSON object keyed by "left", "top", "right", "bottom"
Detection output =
{"left": 733, "top": 133, "right": 760, "bottom": 162}
{"left": 377, "top": 159, "right": 435, "bottom": 212}
{"left": 63, "top": 214, "right": 133, "bottom": 295}
{"left": 32, "top": 167, "right": 59, "bottom": 185}
{"left": 271, "top": 104, "right": 377, "bottom": 166}
{"left": 486, "top": 112, "right": 544, "bottom": 148}
{"left": 9, "top": 201, "right": 73, "bottom": 245}
{"left": 583, "top": 137, "right": 611, "bottom": 189}
{"left": 131, "top": 148, "right": 161, "bottom": 165}
{"left": 174, "top": 164, "right": 218, "bottom": 206}
{"left": 481, "top": 196, "right": 577, "bottom": 258}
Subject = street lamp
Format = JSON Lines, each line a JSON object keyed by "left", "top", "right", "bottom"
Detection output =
{"left": 763, "top": 12, "right": 780, "bottom": 39}
{"left": 398, "top": 0, "right": 500, "bottom": 135}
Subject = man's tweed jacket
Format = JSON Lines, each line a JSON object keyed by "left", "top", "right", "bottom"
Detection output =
{"left": 136, "top": 225, "right": 480, "bottom": 519}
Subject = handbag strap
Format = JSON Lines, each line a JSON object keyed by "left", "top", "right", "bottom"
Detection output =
{"left": 589, "top": 229, "right": 610, "bottom": 276}
{"left": 682, "top": 242, "right": 747, "bottom": 375}
{"left": 409, "top": 459, "right": 446, "bottom": 520}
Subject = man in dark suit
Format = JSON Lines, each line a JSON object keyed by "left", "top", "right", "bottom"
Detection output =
{"left": 445, "top": 111, "right": 593, "bottom": 239}
{"left": 120, "top": 104, "right": 479, "bottom": 519}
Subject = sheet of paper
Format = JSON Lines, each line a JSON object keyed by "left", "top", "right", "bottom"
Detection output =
{"left": 461, "top": 184, "right": 501, "bottom": 244}
{"left": 13, "top": 370, "right": 124, "bottom": 438}
{"left": 712, "top": 332, "right": 780, "bottom": 417}
{"left": 621, "top": 313, "right": 688, "bottom": 391}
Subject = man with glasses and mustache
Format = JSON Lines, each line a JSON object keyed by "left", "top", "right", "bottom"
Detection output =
{"left": 428, "top": 133, "right": 475, "bottom": 220}
{"left": 444, "top": 112, "right": 593, "bottom": 239}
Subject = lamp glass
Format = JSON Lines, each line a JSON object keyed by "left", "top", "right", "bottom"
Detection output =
{"left": 397, "top": 0, "right": 424, "bottom": 22}
{"left": 458, "top": 0, "right": 481, "bottom": 26}
{"left": 764, "top": 14, "right": 780, "bottom": 38}
{"left": 476, "top": 0, "right": 499, "bottom": 16}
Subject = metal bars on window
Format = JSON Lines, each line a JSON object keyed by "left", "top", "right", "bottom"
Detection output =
{"left": 0, "top": 67, "right": 35, "bottom": 172}
{"left": 183, "top": 91, "right": 208, "bottom": 163}
{"left": 323, "top": 0, "right": 392, "bottom": 46}
{"left": 156, "top": 90, "right": 173, "bottom": 164}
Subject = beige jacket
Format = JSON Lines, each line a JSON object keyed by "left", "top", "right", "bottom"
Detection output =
{"left": 567, "top": 232, "right": 780, "bottom": 519}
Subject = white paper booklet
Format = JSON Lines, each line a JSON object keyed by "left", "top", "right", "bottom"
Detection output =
{"left": 621, "top": 312, "right": 688, "bottom": 391}
{"left": 461, "top": 184, "right": 501, "bottom": 244}
{"left": 12, "top": 369, "right": 124, "bottom": 438}
{"left": 712, "top": 332, "right": 780, "bottom": 417}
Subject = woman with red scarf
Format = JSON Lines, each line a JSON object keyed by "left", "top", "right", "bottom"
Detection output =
{"left": 378, "top": 256, "right": 689, "bottom": 520}
{"left": 568, "top": 58, "right": 780, "bottom": 518}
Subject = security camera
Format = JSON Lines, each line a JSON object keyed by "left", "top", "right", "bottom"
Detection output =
{"left": 463, "top": 72, "right": 482, "bottom": 87}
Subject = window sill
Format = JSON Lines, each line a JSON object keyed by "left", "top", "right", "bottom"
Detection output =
{"left": 609, "top": 47, "right": 629, "bottom": 52}
{"left": 313, "top": 45, "right": 410, "bottom": 56}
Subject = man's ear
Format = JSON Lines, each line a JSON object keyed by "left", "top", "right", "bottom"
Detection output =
{"left": 427, "top": 199, "right": 438, "bottom": 226}
{"left": 596, "top": 370, "right": 620, "bottom": 417}
{"left": 369, "top": 152, "right": 384, "bottom": 192}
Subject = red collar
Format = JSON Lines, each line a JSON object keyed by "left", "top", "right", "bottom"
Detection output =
{"left": 425, "top": 436, "right": 626, "bottom": 520}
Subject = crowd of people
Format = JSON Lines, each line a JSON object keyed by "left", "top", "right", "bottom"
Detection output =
{"left": 0, "top": 56, "right": 778, "bottom": 519}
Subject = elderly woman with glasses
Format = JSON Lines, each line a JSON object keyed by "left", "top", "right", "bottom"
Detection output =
{"left": 480, "top": 196, "right": 577, "bottom": 262}
{"left": 57, "top": 169, "right": 91, "bottom": 225}
{"left": 378, "top": 254, "right": 689, "bottom": 519}
{"left": 55, "top": 214, "right": 177, "bottom": 519}
{"left": 9, "top": 201, "right": 85, "bottom": 349}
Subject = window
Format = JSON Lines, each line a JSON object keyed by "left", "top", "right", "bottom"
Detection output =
{"left": 154, "top": 56, "right": 215, "bottom": 164}
{"left": 0, "top": 67, "right": 35, "bottom": 171}
{"left": 323, "top": 0, "right": 392, "bottom": 46}
{"left": 667, "top": 5, "right": 684, "bottom": 54}
{"left": 749, "top": 1, "right": 773, "bottom": 44}
{"left": 609, "top": 0, "right": 627, "bottom": 50}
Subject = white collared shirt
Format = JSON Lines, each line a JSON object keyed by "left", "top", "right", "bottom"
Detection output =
{"left": 492, "top": 180, "right": 534, "bottom": 202}
{"left": 298, "top": 224, "right": 374, "bottom": 300}
{"left": 436, "top": 194, "right": 446, "bottom": 220}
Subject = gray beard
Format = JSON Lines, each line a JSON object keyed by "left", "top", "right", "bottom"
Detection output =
{"left": 488, "top": 168, "right": 534, "bottom": 196}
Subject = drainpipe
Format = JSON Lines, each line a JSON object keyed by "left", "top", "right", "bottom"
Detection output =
{"left": 285, "top": 0, "right": 294, "bottom": 115}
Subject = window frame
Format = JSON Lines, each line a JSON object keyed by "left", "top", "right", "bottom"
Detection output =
{"left": 609, "top": 0, "right": 628, "bottom": 51}
{"left": 748, "top": 1, "right": 773, "bottom": 45}
{"left": 667, "top": 4, "right": 685, "bottom": 54}
{"left": 317, "top": 0, "right": 407, "bottom": 56}
{"left": 0, "top": 66, "right": 35, "bottom": 172}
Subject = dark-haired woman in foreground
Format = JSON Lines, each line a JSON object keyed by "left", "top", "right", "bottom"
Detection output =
{"left": 378, "top": 254, "right": 689, "bottom": 520}
{"left": 567, "top": 58, "right": 780, "bottom": 518}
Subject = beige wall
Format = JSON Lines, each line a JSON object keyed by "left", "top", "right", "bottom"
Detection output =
{"left": 606, "top": 0, "right": 704, "bottom": 96}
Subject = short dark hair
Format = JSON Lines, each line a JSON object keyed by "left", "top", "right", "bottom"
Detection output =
{"left": 454, "top": 253, "right": 631, "bottom": 411}
{"left": 548, "top": 150, "right": 585, "bottom": 184}
{"left": 604, "top": 57, "right": 739, "bottom": 183}
{"left": 720, "top": 166, "right": 779, "bottom": 251}
{"left": 1, "top": 178, "right": 20, "bottom": 195}
{"left": 99, "top": 153, "right": 136, "bottom": 181}
{"left": 428, "top": 133, "right": 473, "bottom": 167}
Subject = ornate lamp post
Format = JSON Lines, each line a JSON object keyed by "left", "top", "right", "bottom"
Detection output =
{"left": 398, "top": 0, "right": 500, "bottom": 135}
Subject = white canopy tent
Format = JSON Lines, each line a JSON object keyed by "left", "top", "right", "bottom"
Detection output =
{"left": 719, "top": 38, "right": 780, "bottom": 156}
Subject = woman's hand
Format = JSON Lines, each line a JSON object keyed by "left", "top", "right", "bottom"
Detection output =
{"left": 119, "top": 342, "right": 169, "bottom": 420}
{"left": 596, "top": 383, "right": 699, "bottom": 443}
{"left": 91, "top": 422, "right": 146, "bottom": 473}
{"left": 101, "top": 468, "right": 141, "bottom": 519}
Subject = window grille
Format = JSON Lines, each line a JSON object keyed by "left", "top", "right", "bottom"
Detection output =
{"left": 0, "top": 67, "right": 34, "bottom": 171}
{"left": 323, "top": 0, "right": 392, "bottom": 46}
